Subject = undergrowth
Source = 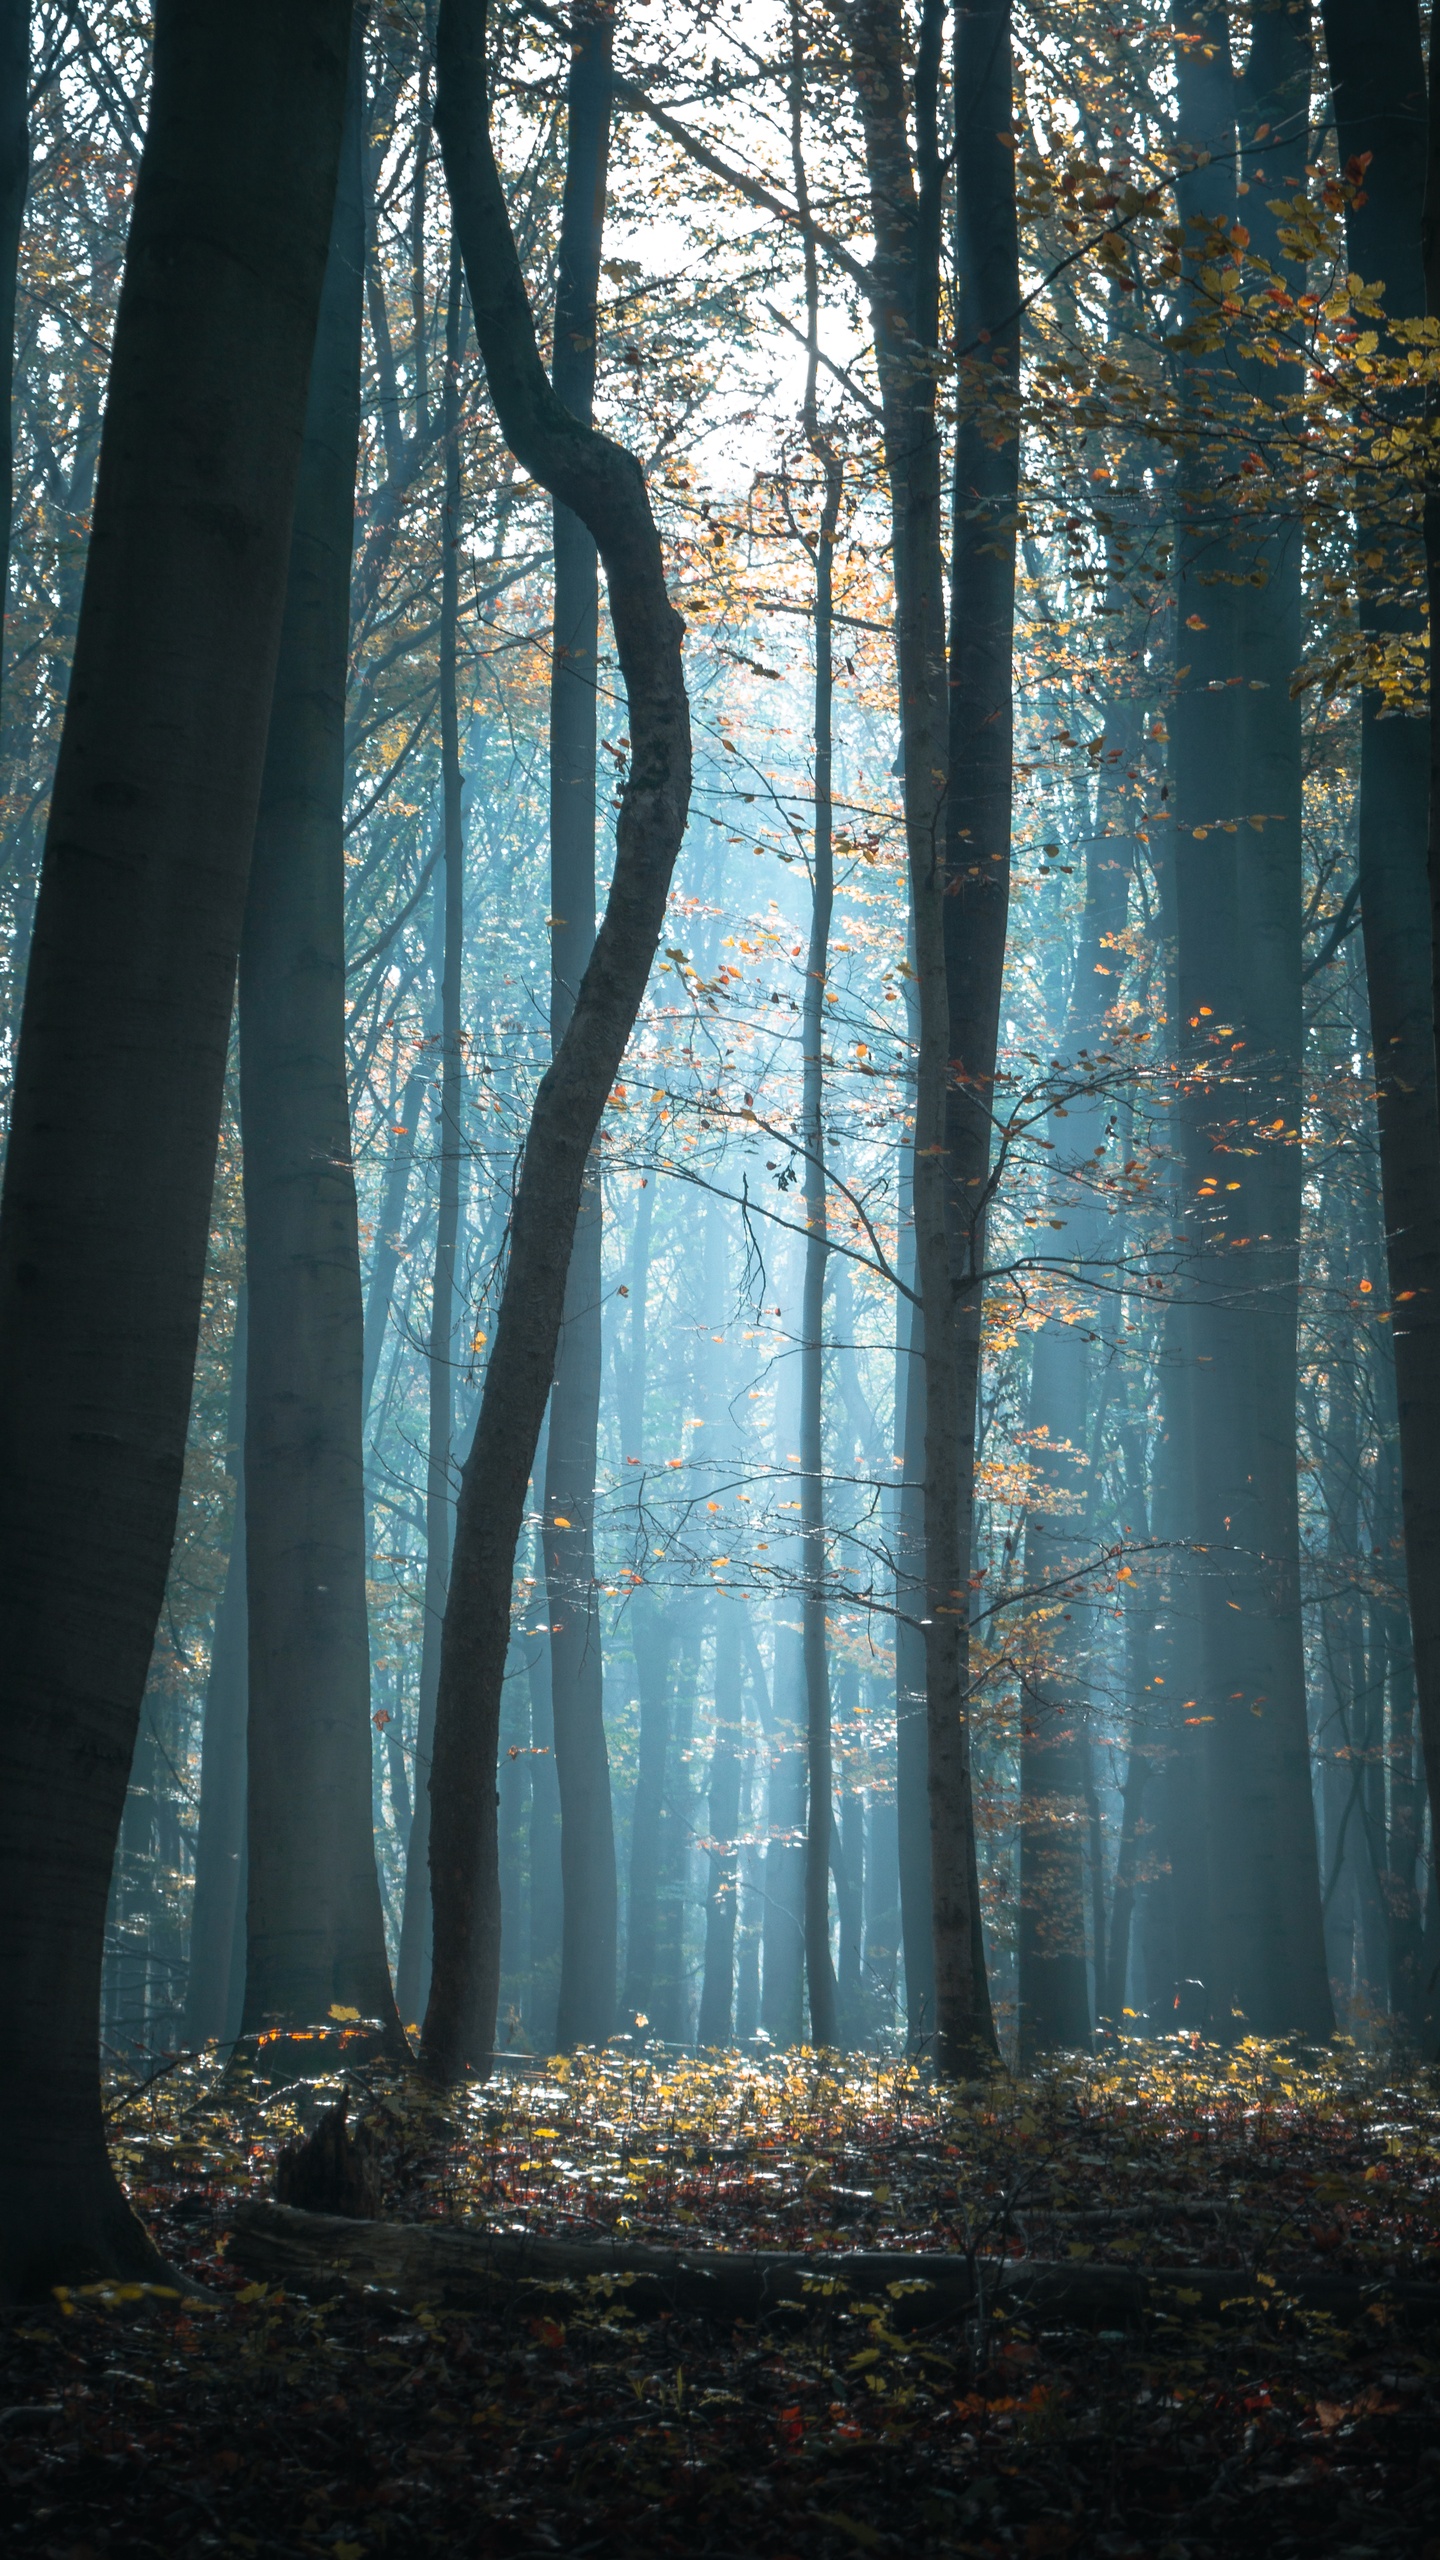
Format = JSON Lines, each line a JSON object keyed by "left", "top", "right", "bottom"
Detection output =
{"left": 4, "top": 2038, "right": 1440, "bottom": 2557}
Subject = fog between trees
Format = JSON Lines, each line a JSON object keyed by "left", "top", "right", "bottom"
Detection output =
{"left": 0, "top": 0, "right": 1437, "bottom": 2294}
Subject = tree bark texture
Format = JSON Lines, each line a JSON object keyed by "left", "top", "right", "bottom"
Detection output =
{"left": 238, "top": 26, "right": 401, "bottom": 2049}
{"left": 1017, "top": 744, "right": 1133, "bottom": 2057}
{"left": 231, "top": 2199, "right": 1440, "bottom": 2329}
{"left": 396, "top": 246, "right": 468, "bottom": 2034}
{"left": 185, "top": 1296, "right": 249, "bottom": 2048}
{"left": 423, "top": 0, "right": 690, "bottom": 2080}
{"left": 850, "top": 0, "right": 996, "bottom": 2072}
{"left": 945, "top": 0, "right": 1020, "bottom": 2045}
{"left": 1170, "top": 4, "right": 1330, "bottom": 2038}
{"left": 697, "top": 1599, "right": 743, "bottom": 2046}
{"left": 545, "top": 0, "right": 618, "bottom": 2054}
{"left": 792, "top": 87, "right": 842, "bottom": 2045}
{"left": 1327, "top": 0, "right": 1440, "bottom": 1979}
{"left": 0, "top": 0, "right": 354, "bottom": 2297}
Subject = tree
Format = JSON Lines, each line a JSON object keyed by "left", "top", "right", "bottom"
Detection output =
{"left": 544, "top": 0, "right": 619, "bottom": 2053}
{"left": 422, "top": 0, "right": 690, "bottom": 2081}
{"left": 0, "top": 0, "right": 28, "bottom": 721}
{"left": 237, "top": 18, "right": 404, "bottom": 2053}
{"left": 0, "top": 0, "right": 355, "bottom": 2296}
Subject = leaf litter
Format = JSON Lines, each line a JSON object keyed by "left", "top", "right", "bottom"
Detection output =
{"left": 5, "top": 2035, "right": 1440, "bottom": 2557}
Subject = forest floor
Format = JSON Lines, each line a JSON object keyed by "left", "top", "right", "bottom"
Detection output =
{"left": 4, "top": 2036, "right": 1440, "bottom": 2558}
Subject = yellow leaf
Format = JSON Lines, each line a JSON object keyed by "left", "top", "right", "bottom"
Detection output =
{"left": 328, "top": 2003, "right": 361, "bottom": 2022}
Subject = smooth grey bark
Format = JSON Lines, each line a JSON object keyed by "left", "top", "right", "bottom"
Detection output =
{"left": 1017, "top": 739, "right": 1133, "bottom": 2058}
{"left": 185, "top": 1294, "right": 249, "bottom": 2047}
{"left": 238, "top": 27, "right": 401, "bottom": 2049}
{"left": 1324, "top": 0, "right": 1440, "bottom": 2017}
{"left": 395, "top": 246, "right": 468, "bottom": 2033}
{"left": 850, "top": 0, "right": 997, "bottom": 2071}
{"left": 943, "top": 0, "right": 1020, "bottom": 2049}
{"left": 423, "top": 0, "right": 689, "bottom": 2081}
{"left": 789, "top": 37, "right": 841, "bottom": 2051}
{"left": 361, "top": 1064, "right": 430, "bottom": 1417}
{"left": 652, "top": 1616, "right": 699, "bottom": 2045}
{"left": 1169, "top": 4, "right": 1330, "bottom": 2038}
{"left": 623, "top": 1598, "right": 674, "bottom": 2027}
{"left": 697, "top": 1599, "right": 743, "bottom": 2047}
{"left": 545, "top": 0, "right": 617, "bottom": 2054}
{"left": 0, "top": 0, "right": 354, "bottom": 2297}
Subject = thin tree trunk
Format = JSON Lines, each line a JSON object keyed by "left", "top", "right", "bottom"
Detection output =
{"left": 238, "top": 22, "right": 401, "bottom": 2051}
{"left": 0, "top": 0, "right": 353, "bottom": 2297}
{"left": 423, "top": 0, "right": 690, "bottom": 2078}
{"left": 362, "top": 1065, "right": 430, "bottom": 1418}
{"left": 623, "top": 1597, "right": 674, "bottom": 2027}
{"left": 395, "top": 244, "right": 468, "bottom": 2032}
{"left": 945, "top": 0, "right": 1020, "bottom": 2046}
{"left": 0, "top": 0, "right": 28, "bottom": 729}
{"left": 697, "top": 1599, "right": 742, "bottom": 2047}
{"left": 185, "top": 1294, "right": 249, "bottom": 2047}
{"left": 789, "top": 27, "right": 840, "bottom": 2052}
{"left": 545, "top": 0, "right": 617, "bottom": 2054}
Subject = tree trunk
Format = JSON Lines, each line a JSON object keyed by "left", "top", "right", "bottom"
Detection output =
{"left": 185, "top": 1295, "right": 249, "bottom": 2047}
{"left": 545, "top": 0, "right": 617, "bottom": 2055}
{"left": 422, "top": 0, "right": 689, "bottom": 2081}
{"left": 1327, "top": 0, "right": 1440, "bottom": 2000}
{"left": 849, "top": 0, "right": 995, "bottom": 2076}
{"left": 1017, "top": 721, "right": 1133, "bottom": 2058}
{"left": 623, "top": 1596, "right": 674, "bottom": 2028}
{"left": 0, "top": 0, "right": 27, "bottom": 728}
{"left": 1169, "top": 2, "right": 1330, "bottom": 2039}
{"left": 945, "top": 0, "right": 1020, "bottom": 2049}
{"left": 697, "top": 1599, "right": 742, "bottom": 2046}
{"left": 395, "top": 244, "right": 468, "bottom": 2033}
{"left": 789, "top": 58, "right": 842, "bottom": 2048}
{"left": 238, "top": 26, "right": 401, "bottom": 2050}
{"left": 0, "top": 0, "right": 354, "bottom": 2298}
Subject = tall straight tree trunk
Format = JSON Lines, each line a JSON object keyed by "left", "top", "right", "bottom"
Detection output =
{"left": 0, "top": 0, "right": 353, "bottom": 2298}
{"left": 239, "top": 22, "right": 399, "bottom": 2047}
{"left": 1017, "top": 741, "right": 1132, "bottom": 2056}
{"left": 850, "top": 0, "right": 995, "bottom": 2075}
{"left": 185, "top": 1293, "right": 249, "bottom": 2046}
{"left": 423, "top": 0, "right": 690, "bottom": 2080}
{"left": 698, "top": 1598, "right": 743, "bottom": 2046}
{"left": 893, "top": 1211, "right": 935, "bottom": 2042}
{"left": 1327, "top": 0, "right": 1440, "bottom": 1965}
{"left": 395, "top": 244, "right": 468, "bottom": 2033}
{"left": 362, "top": 1063, "right": 430, "bottom": 1417}
{"left": 0, "top": 0, "right": 27, "bottom": 724}
{"left": 238, "top": 27, "right": 400, "bottom": 2049}
{"left": 623, "top": 1599, "right": 674, "bottom": 2027}
{"left": 790, "top": 33, "right": 841, "bottom": 2051}
{"left": 543, "top": 0, "right": 618, "bottom": 2054}
{"left": 945, "top": 0, "right": 1020, "bottom": 2046}
{"left": 1170, "top": 3, "right": 1330, "bottom": 2038}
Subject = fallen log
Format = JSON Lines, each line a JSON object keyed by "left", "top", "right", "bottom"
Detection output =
{"left": 228, "top": 2201, "right": 1440, "bottom": 2329}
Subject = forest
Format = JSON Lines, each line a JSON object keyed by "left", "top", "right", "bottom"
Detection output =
{"left": 3, "top": 0, "right": 1440, "bottom": 2551}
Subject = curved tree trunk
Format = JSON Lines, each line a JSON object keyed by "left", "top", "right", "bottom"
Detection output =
{"left": 238, "top": 25, "right": 402, "bottom": 2051}
{"left": 0, "top": 0, "right": 354, "bottom": 2298}
{"left": 422, "top": 0, "right": 690, "bottom": 2081}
